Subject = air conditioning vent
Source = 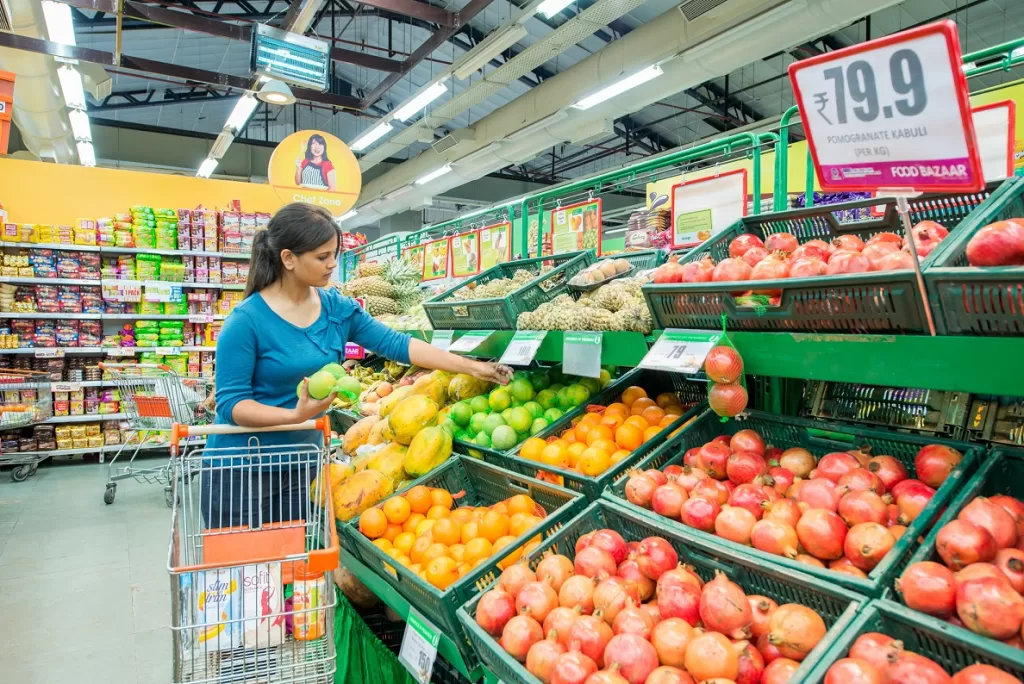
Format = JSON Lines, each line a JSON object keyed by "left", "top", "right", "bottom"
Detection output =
{"left": 0, "top": 0, "right": 12, "bottom": 32}
{"left": 678, "top": 0, "right": 729, "bottom": 21}
{"left": 431, "top": 135, "right": 459, "bottom": 154}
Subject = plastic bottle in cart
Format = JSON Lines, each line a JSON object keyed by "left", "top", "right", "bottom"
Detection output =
{"left": 292, "top": 563, "right": 327, "bottom": 640}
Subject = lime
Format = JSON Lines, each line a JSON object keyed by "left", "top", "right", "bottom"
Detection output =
{"left": 507, "top": 407, "right": 533, "bottom": 433}
{"left": 453, "top": 429, "right": 470, "bottom": 442}
{"left": 530, "top": 418, "right": 549, "bottom": 435}
{"left": 470, "top": 395, "right": 490, "bottom": 414}
{"left": 335, "top": 375, "right": 363, "bottom": 397}
{"left": 556, "top": 387, "right": 572, "bottom": 409}
{"left": 509, "top": 378, "right": 535, "bottom": 403}
{"left": 307, "top": 370, "right": 337, "bottom": 400}
{"left": 451, "top": 402, "right": 473, "bottom": 427}
{"left": 501, "top": 408, "right": 515, "bottom": 423}
{"left": 482, "top": 413, "right": 507, "bottom": 436}
{"left": 469, "top": 412, "right": 489, "bottom": 435}
{"left": 580, "top": 378, "right": 601, "bottom": 394}
{"left": 489, "top": 388, "right": 512, "bottom": 412}
{"left": 296, "top": 381, "right": 305, "bottom": 399}
{"left": 474, "top": 432, "right": 491, "bottom": 448}
{"left": 491, "top": 425, "right": 518, "bottom": 450}
{"left": 536, "top": 389, "right": 558, "bottom": 410}
{"left": 544, "top": 408, "right": 564, "bottom": 423}
{"left": 321, "top": 362, "right": 347, "bottom": 379}
{"left": 529, "top": 371, "right": 550, "bottom": 392}
{"left": 599, "top": 368, "right": 612, "bottom": 388}
{"left": 566, "top": 384, "right": 591, "bottom": 407}
{"left": 523, "top": 401, "right": 544, "bottom": 419}
{"left": 516, "top": 431, "right": 529, "bottom": 444}
{"left": 513, "top": 370, "right": 531, "bottom": 383}
{"left": 549, "top": 383, "right": 565, "bottom": 394}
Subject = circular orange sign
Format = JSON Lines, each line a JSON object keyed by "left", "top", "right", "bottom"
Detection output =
{"left": 268, "top": 130, "right": 361, "bottom": 216}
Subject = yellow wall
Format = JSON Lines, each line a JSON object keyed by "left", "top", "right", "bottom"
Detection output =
{"left": 0, "top": 157, "right": 283, "bottom": 224}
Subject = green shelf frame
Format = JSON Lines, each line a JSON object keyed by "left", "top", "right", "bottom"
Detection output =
{"left": 419, "top": 329, "right": 651, "bottom": 367}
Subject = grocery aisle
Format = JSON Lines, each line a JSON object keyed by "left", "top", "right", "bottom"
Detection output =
{"left": 0, "top": 459, "right": 172, "bottom": 684}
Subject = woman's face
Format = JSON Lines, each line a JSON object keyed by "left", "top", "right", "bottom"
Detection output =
{"left": 310, "top": 139, "right": 325, "bottom": 157}
{"left": 286, "top": 235, "right": 338, "bottom": 287}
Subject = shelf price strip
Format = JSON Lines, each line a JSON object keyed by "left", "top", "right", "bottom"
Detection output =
{"left": 430, "top": 329, "right": 454, "bottom": 351}
{"left": 640, "top": 329, "right": 723, "bottom": 374}
{"left": 499, "top": 331, "right": 546, "bottom": 366}
{"left": 398, "top": 608, "right": 439, "bottom": 684}
{"left": 448, "top": 330, "right": 493, "bottom": 354}
{"left": 562, "top": 331, "right": 602, "bottom": 379}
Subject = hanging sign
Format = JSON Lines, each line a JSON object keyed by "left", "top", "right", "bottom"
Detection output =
{"left": 641, "top": 330, "right": 724, "bottom": 374}
{"left": 562, "top": 332, "right": 602, "bottom": 379}
{"left": 789, "top": 20, "right": 984, "bottom": 194}
{"left": 671, "top": 169, "right": 748, "bottom": 248}
{"left": 499, "top": 331, "right": 546, "bottom": 366}
{"left": 450, "top": 231, "right": 482, "bottom": 278}
{"left": 549, "top": 199, "right": 602, "bottom": 255}
{"left": 479, "top": 221, "right": 513, "bottom": 270}
{"left": 402, "top": 244, "right": 426, "bottom": 281}
{"left": 972, "top": 101, "right": 1015, "bottom": 182}
{"left": 267, "top": 130, "right": 361, "bottom": 216}
{"left": 398, "top": 608, "right": 440, "bottom": 684}
{"left": 448, "top": 330, "right": 494, "bottom": 354}
{"left": 422, "top": 238, "right": 450, "bottom": 282}
{"left": 430, "top": 330, "right": 454, "bottom": 351}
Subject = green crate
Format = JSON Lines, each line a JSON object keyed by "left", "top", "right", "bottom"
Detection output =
{"left": 924, "top": 176, "right": 1024, "bottom": 335}
{"left": 643, "top": 186, "right": 1001, "bottom": 334}
{"left": 481, "top": 368, "right": 709, "bottom": 500}
{"left": 617, "top": 249, "right": 666, "bottom": 269}
{"left": 339, "top": 455, "right": 584, "bottom": 669}
{"left": 328, "top": 407, "right": 360, "bottom": 435}
{"left": 801, "top": 599, "right": 1024, "bottom": 682}
{"left": 422, "top": 252, "right": 595, "bottom": 330}
{"left": 604, "top": 408, "right": 981, "bottom": 598}
{"left": 458, "top": 499, "right": 864, "bottom": 684}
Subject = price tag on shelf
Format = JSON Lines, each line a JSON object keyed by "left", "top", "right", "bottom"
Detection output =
{"left": 499, "top": 331, "right": 546, "bottom": 367}
{"left": 101, "top": 279, "right": 142, "bottom": 302}
{"left": 34, "top": 348, "right": 65, "bottom": 359}
{"left": 448, "top": 330, "right": 493, "bottom": 354}
{"left": 430, "top": 330, "right": 454, "bottom": 351}
{"left": 156, "top": 347, "right": 181, "bottom": 356}
{"left": 398, "top": 608, "right": 439, "bottom": 684}
{"left": 107, "top": 348, "right": 136, "bottom": 357}
{"left": 144, "top": 281, "right": 184, "bottom": 303}
{"left": 562, "top": 332, "right": 603, "bottom": 379}
{"left": 51, "top": 382, "right": 82, "bottom": 392}
{"left": 788, "top": 20, "right": 984, "bottom": 193}
{"left": 188, "top": 314, "right": 214, "bottom": 324}
{"left": 640, "top": 329, "right": 723, "bottom": 374}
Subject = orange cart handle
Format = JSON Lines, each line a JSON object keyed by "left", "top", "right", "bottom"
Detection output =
{"left": 169, "top": 417, "right": 332, "bottom": 455}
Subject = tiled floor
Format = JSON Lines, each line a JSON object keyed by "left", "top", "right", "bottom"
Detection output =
{"left": 0, "top": 458, "right": 174, "bottom": 684}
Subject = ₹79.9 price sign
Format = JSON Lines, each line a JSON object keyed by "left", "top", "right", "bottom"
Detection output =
{"left": 788, "top": 20, "right": 983, "bottom": 194}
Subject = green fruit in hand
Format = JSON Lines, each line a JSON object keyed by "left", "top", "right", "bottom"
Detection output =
{"left": 474, "top": 432, "right": 491, "bottom": 448}
{"left": 544, "top": 408, "right": 564, "bottom": 423}
{"left": 536, "top": 390, "right": 558, "bottom": 410}
{"left": 335, "top": 375, "right": 363, "bottom": 397}
{"left": 296, "top": 381, "right": 305, "bottom": 399}
{"left": 556, "top": 387, "right": 572, "bottom": 409}
{"left": 529, "top": 371, "right": 550, "bottom": 392}
{"left": 566, "top": 384, "right": 591, "bottom": 407}
{"left": 482, "top": 413, "right": 506, "bottom": 436}
{"left": 306, "top": 370, "right": 337, "bottom": 400}
{"left": 523, "top": 401, "right": 543, "bottom": 419}
{"left": 469, "top": 412, "right": 489, "bottom": 435}
{"left": 321, "top": 362, "right": 347, "bottom": 379}
{"left": 530, "top": 418, "right": 549, "bottom": 436}
{"left": 599, "top": 369, "right": 612, "bottom": 388}
{"left": 509, "top": 378, "right": 535, "bottom": 403}
{"left": 580, "top": 378, "right": 601, "bottom": 394}
{"left": 451, "top": 402, "right": 472, "bottom": 427}
{"left": 507, "top": 407, "right": 533, "bottom": 434}
{"left": 470, "top": 395, "right": 490, "bottom": 414}
{"left": 489, "top": 388, "right": 512, "bottom": 412}
{"left": 490, "top": 425, "right": 518, "bottom": 451}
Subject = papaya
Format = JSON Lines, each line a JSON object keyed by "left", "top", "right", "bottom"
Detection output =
{"left": 410, "top": 375, "right": 446, "bottom": 407}
{"left": 447, "top": 374, "right": 493, "bottom": 402}
{"left": 366, "top": 443, "right": 408, "bottom": 488}
{"left": 430, "top": 370, "right": 454, "bottom": 391}
{"left": 378, "top": 385, "right": 414, "bottom": 418}
{"left": 350, "top": 450, "right": 376, "bottom": 473}
{"left": 389, "top": 394, "right": 439, "bottom": 445}
{"left": 342, "top": 415, "right": 380, "bottom": 456}
{"left": 332, "top": 469, "right": 393, "bottom": 522}
{"left": 402, "top": 425, "right": 453, "bottom": 479}
{"left": 365, "top": 417, "right": 390, "bottom": 446}
{"left": 309, "top": 461, "right": 355, "bottom": 506}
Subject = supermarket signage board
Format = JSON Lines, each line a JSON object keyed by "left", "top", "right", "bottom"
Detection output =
{"left": 450, "top": 230, "right": 482, "bottom": 278}
{"left": 670, "top": 169, "right": 748, "bottom": 248}
{"left": 479, "top": 221, "right": 513, "bottom": 270}
{"left": 549, "top": 199, "right": 602, "bottom": 256}
{"left": 421, "top": 237, "right": 450, "bottom": 282}
{"left": 789, "top": 20, "right": 984, "bottom": 194}
{"left": 267, "top": 130, "right": 360, "bottom": 215}
{"left": 401, "top": 244, "right": 426, "bottom": 281}
{"left": 251, "top": 24, "right": 330, "bottom": 91}
{"left": 641, "top": 329, "right": 724, "bottom": 374}
{"left": 500, "top": 331, "right": 546, "bottom": 366}
{"left": 398, "top": 607, "right": 439, "bottom": 684}
{"left": 562, "top": 331, "right": 602, "bottom": 378}
{"left": 102, "top": 279, "right": 142, "bottom": 302}
{"left": 972, "top": 100, "right": 1015, "bottom": 182}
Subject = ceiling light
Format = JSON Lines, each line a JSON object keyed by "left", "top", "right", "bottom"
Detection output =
{"left": 76, "top": 141, "right": 95, "bottom": 167}
{"left": 338, "top": 210, "right": 358, "bottom": 222}
{"left": 41, "top": 1, "right": 76, "bottom": 46}
{"left": 209, "top": 131, "right": 235, "bottom": 160}
{"left": 197, "top": 158, "right": 218, "bottom": 178}
{"left": 350, "top": 121, "right": 394, "bottom": 151}
{"left": 56, "top": 66, "right": 86, "bottom": 109}
{"left": 224, "top": 94, "right": 259, "bottom": 133}
{"left": 506, "top": 110, "right": 569, "bottom": 142}
{"left": 453, "top": 25, "right": 528, "bottom": 80}
{"left": 67, "top": 109, "right": 91, "bottom": 141}
{"left": 1012, "top": 46, "right": 1024, "bottom": 60}
{"left": 384, "top": 185, "right": 414, "bottom": 201}
{"left": 537, "top": 0, "right": 574, "bottom": 18}
{"left": 572, "top": 65, "right": 663, "bottom": 110}
{"left": 414, "top": 164, "right": 452, "bottom": 185}
{"left": 257, "top": 79, "right": 295, "bottom": 106}
{"left": 394, "top": 81, "right": 448, "bottom": 122}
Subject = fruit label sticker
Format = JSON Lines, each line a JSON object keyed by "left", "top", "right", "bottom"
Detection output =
{"left": 398, "top": 608, "right": 439, "bottom": 684}
{"left": 431, "top": 330, "right": 454, "bottom": 351}
{"left": 641, "top": 329, "right": 724, "bottom": 374}
{"left": 549, "top": 198, "right": 602, "bottom": 255}
{"left": 562, "top": 331, "right": 603, "bottom": 378}
{"left": 479, "top": 221, "right": 512, "bottom": 270}
{"left": 500, "top": 331, "right": 547, "bottom": 366}
{"left": 448, "top": 330, "right": 494, "bottom": 354}
{"left": 789, "top": 20, "right": 983, "bottom": 193}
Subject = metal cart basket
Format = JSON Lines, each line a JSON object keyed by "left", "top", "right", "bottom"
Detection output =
{"left": 0, "top": 368, "right": 54, "bottom": 481}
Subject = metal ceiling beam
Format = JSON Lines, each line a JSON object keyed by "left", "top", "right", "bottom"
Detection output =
{"left": 91, "top": 86, "right": 241, "bottom": 111}
{"left": 352, "top": 0, "right": 454, "bottom": 27}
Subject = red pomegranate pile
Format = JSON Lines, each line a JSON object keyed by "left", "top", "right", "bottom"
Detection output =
{"left": 965, "top": 218, "right": 1024, "bottom": 267}
{"left": 704, "top": 345, "right": 748, "bottom": 419}
{"left": 824, "top": 632, "right": 1022, "bottom": 683}
{"left": 475, "top": 529, "right": 829, "bottom": 684}
{"left": 896, "top": 490, "right": 1024, "bottom": 648}
{"left": 623, "top": 430, "right": 964, "bottom": 579}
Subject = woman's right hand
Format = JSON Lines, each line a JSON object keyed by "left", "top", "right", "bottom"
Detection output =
{"left": 292, "top": 378, "right": 337, "bottom": 423}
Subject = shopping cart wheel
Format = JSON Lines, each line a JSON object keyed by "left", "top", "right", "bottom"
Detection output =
{"left": 103, "top": 484, "right": 116, "bottom": 505}
{"left": 163, "top": 486, "right": 175, "bottom": 508}
{"left": 11, "top": 465, "right": 32, "bottom": 482}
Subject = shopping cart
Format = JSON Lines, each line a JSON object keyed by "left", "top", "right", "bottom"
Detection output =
{"left": 0, "top": 368, "right": 54, "bottom": 482}
{"left": 167, "top": 418, "right": 340, "bottom": 684}
{"left": 99, "top": 363, "right": 211, "bottom": 506}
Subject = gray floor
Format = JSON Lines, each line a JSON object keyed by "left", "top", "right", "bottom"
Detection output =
{"left": 0, "top": 458, "right": 174, "bottom": 684}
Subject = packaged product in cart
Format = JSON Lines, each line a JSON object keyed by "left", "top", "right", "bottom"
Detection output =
{"left": 291, "top": 565, "right": 327, "bottom": 640}
{"left": 242, "top": 563, "right": 284, "bottom": 647}
{"left": 186, "top": 568, "right": 243, "bottom": 651}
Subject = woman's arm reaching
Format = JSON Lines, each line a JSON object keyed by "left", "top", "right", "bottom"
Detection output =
{"left": 408, "top": 338, "right": 511, "bottom": 385}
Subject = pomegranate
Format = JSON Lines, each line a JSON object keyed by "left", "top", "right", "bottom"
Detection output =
{"left": 762, "top": 658, "right": 800, "bottom": 684}
{"left": 790, "top": 256, "right": 828, "bottom": 278}
{"left": 611, "top": 600, "right": 653, "bottom": 639}
{"left": 527, "top": 634, "right": 566, "bottom": 683}
{"left": 644, "top": 666, "right": 695, "bottom": 684}
{"left": 663, "top": 464, "right": 683, "bottom": 479}
{"left": 590, "top": 530, "right": 628, "bottom": 564}
{"left": 888, "top": 652, "right": 953, "bottom": 684}
{"left": 570, "top": 614, "right": 613, "bottom": 668}
{"left": 747, "top": 595, "right": 778, "bottom": 638}
{"left": 991, "top": 495, "right": 1024, "bottom": 538}
{"left": 697, "top": 441, "right": 733, "bottom": 479}
{"left": 712, "top": 258, "right": 753, "bottom": 282}
{"left": 716, "top": 505, "right": 758, "bottom": 545}
{"left": 763, "top": 498, "right": 802, "bottom": 527}
{"left": 764, "top": 467, "right": 796, "bottom": 496}
{"left": 959, "top": 497, "right": 1019, "bottom": 549}
{"left": 617, "top": 559, "right": 654, "bottom": 602}
{"left": 584, "top": 669, "right": 629, "bottom": 684}
{"left": 544, "top": 606, "right": 582, "bottom": 647}
{"left": 830, "top": 559, "right": 869, "bottom": 579}
{"left": 814, "top": 452, "right": 862, "bottom": 483}
{"left": 683, "top": 631, "right": 740, "bottom": 682}
{"left": 602, "top": 633, "right": 659, "bottom": 684}
{"left": 674, "top": 466, "right": 708, "bottom": 492}
{"left": 896, "top": 561, "right": 957, "bottom": 617}
{"left": 765, "top": 232, "right": 799, "bottom": 253}
{"left": 653, "top": 257, "right": 685, "bottom": 284}
{"left": 650, "top": 618, "right": 695, "bottom": 668}
{"left": 679, "top": 495, "right": 720, "bottom": 532}
{"left": 792, "top": 242, "right": 831, "bottom": 262}
{"left": 794, "top": 478, "right": 841, "bottom": 512}
{"left": 575, "top": 546, "right": 618, "bottom": 579}
{"left": 824, "top": 658, "right": 886, "bottom": 684}
{"left": 577, "top": 532, "right": 596, "bottom": 554}
{"left": 681, "top": 258, "right": 715, "bottom": 283}
{"left": 896, "top": 481, "right": 937, "bottom": 524}
{"left": 796, "top": 509, "right": 847, "bottom": 561}
{"left": 966, "top": 219, "right": 1024, "bottom": 266}
{"left": 635, "top": 536, "right": 678, "bottom": 580}
{"left": 849, "top": 632, "right": 903, "bottom": 672}
{"left": 683, "top": 448, "right": 701, "bottom": 468}
{"left": 957, "top": 577, "right": 1024, "bottom": 639}
{"left": 867, "top": 231, "right": 904, "bottom": 247}
{"left": 757, "top": 632, "right": 784, "bottom": 663}
{"left": 537, "top": 554, "right": 576, "bottom": 592}
{"left": 736, "top": 641, "right": 765, "bottom": 684}
{"left": 593, "top": 577, "right": 640, "bottom": 625}
{"left": 518, "top": 580, "right": 559, "bottom": 623}
{"left": 501, "top": 614, "right": 544, "bottom": 661}
{"left": 887, "top": 504, "right": 902, "bottom": 526}
{"left": 640, "top": 602, "right": 661, "bottom": 624}
{"left": 550, "top": 649, "right": 599, "bottom": 684}
{"left": 751, "top": 518, "right": 799, "bottom": 558}
{"left": 837, "top": 468, "right": 885, "bottom": 497}
{"left": 995, "top": 548, "right": 1024, "bottom": 593}
{"left": 704, "top": 347, "right": 745, "bottom": 384}
{"left": 839, "top": 491, "right": 890, "bottom": 526}
{"left": 729, "top": 483, "right": 774, "bottom": 519}
{"left": 651, "top": 483, "right": 687, "bottom": 519}
{"left": 768, "top": 604, "right": 826, "bottom": 661}
{"left": 692, "top": 478, "right": 731, "bottom": 505}
{"left": 914, "top": 445, "right": 963, "bottom": 488}
{"left": 742, "top": 246, "right": 769, "bottom": 268}
{"left": 955, "top": 563, "right": 1007, "bottom": 585}
{"left": 730, "top": 430, "right": 765, "bottom": 456}
{"left": 951, "top": 664, "right": 1024, "bottom": 684}
{"left": 845, "top": 522, "right": 896, "bottom": 571}
{"left": 645, "top": 469, "right": 668, "bottom": 487}
{"left": 868, "top": 455, "right": 908, "bottom": 492}
{"left": 477, "top": 589, "right": 518, "bottom": 637}
{"left": 878, "top": 250, "right": 916, "bottom": 271}
{"left": 826, "top": 250, "right": 872, "bottom": 274}
{"left": 657, "top": 581, "right": 701, "bottom": 626}
{"left": 778, "top": 447, "right": 816, "bottom": 478}
{"left": 657, "top": 564, "right": 703, "bottom": 593}
{"left": 497, "top": 563, "right": 537, "bottom": 600}
{"left": 911, "top": 220, "right": 950, "bottom": 258}
{"left": 729, "top": 234, "right": 766, "bottom": 259}
{"left": 727, "top": 451, "right": 768, "bottom": 485}
{"left": 751, "top": 254, "right": 791, "bottom": 281}
{"left": 700, "top": 571, "right": 753, "bottom": 638}
{"left": 832, "top": 234, "right": 866, "bottom": 252}
{"left": 863, "top": 240, "right": 899, "bottom": 268}
{"left": 796, "top": 554, "right": 826, "bottom": 567}
{"left": 624, "top": 472, "right": 657, "bottom": 508}
{"left": 709, "top": 382, "right": 749, "bottom": 418}
{"left": 560, "top": 575, "right": 597, "bottom": 614}
{"left": 937, "top": 520, "right": 998, "bottom": 569}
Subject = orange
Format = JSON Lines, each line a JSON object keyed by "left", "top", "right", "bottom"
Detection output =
{"left": 563, "top": 431, "right": 577, "bottom": 445}
{"left": 585, "top": 424, "right": 614, "bottom": 446}
{"left": 480, "top": 511, "right": 510, "bottom": 543}
{"left": 409, "top": 563, "right": 423, "bottom": 575}
{"left": 631, "top": 398, "right": 657, "bottom": 415}
{"left": 450, "top": 507, "right": 474, "bottom": 526}
{"left": 600, "top": 414, "right": 625, "bottom": 431}
{"left": 382, "top": 497, "right": 411, "bottom": 525}
{"left": 372, "top": 538, "right": 392, "bottom": 552}
{"left": 659, "top": 415, "right": 678, "bottom": 428}
{"left": 493, "top": 536, "right": 523, "bottom": 569}
{"left": 621, "top": 386, "right": 648, "bottom": 406}
{"left": 425, "top": 556, "right": 459, "bottom": 590}
{"left": 507, "top": 494, "right": 536, "bottom": 517}
{"left": 457, "top": 562, "right": 472, "bottom": 578}
{"left": 393, "top": 532, "right": 416, "bottom": 555}
{"left": 590, "top": 438, "right": 619, "bottom": 456}
{"left": 610, "top": 449, "right": 632, "bottom": 465}
{"left": 430, "top": 489, "right": 454, "bottom": 510}
{"left": 579, "top": 446, "right": 612, "bottom": 476}
{"left": 405, "top": 485, "right": 433, "bottom": 514}
{"left": 415, "top": 519, "right": 436, "bottom": 538}
{"left": 579, "top": 413, "right": 602, "bottom": 426}
{"left": 432, "top": 518, "right": 462, "bottom": 546}
{"left": 615, "top": 424, "right": 644, "bottom": 451}
{"left": 358, "top": 508, "right": 388, "bottom": 539}
{"left": 540, "top": 442, "right": 570, "bottom": 469}
{"left": 521, "top": 437, "right": 547, "bottom": 462}
{"left": 656, "top": 392, "right": 681, "bottom": 408}
{"left": 574, "top": 422, "right": 594, "bottom": 444}
{"left": 567, "top": 442, "right": 588, "bottom": 466}
{"left": 461, "top": 520, "right": 481, "bottom": 544}
{"left": 448, "top": 543, "right": 466, "bottom": 563}
{"left": 427, "top": 504, "right": 450, "bottom": 520}
{"left": 403, "top": 513, "right": 427, "bottom": 534}
{"left": 624, "top": 415, "right": 650, "bottom": 432}
{"left": 643, "top": 425, "right": 663, "bottom": 442}
{"left": 383, "top": 523, "right": 403, "bottom": 543}
{"left": 522, "top": 539, "right": 541, "bottom": 557}
{"left": 510, "top": 514, "right": 543, "bottom": 537}
{"left": 664, "top": 404, "right": 684, "bottom": 417}
{"left": 422, "top": 542, "right": 449, "bottom": 564}
{"left": 641, "top": 406, "right": 666, "bottom": 426}
{"left": 605, "top": 402, "right": 629, "bottom": 416}
{"left": 395, "top": 555, "right": 412, "bottom": 567}
{"left": 464, "top": 537, "right": 493, "bottom": 565}
{"left": 386, "top": 547, "right": 403, "bottom": 560}
{"left": 491, "top": 502, "right": 510, "bottom": 517}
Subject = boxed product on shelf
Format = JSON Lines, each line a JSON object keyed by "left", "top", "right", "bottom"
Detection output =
{"left": 74, "top": 219, "right": 97, "bottom": 246}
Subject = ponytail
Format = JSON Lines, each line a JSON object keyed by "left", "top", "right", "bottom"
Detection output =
{"left": 244, "top": 230, "right": 279, "bottom": 298}
{"left": 242, "top": 202, "right": 342, "bottom": 298}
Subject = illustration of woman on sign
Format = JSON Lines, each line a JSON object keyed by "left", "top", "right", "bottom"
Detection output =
{"left": 294, "top": 133, "right": 337, "bottom": 191}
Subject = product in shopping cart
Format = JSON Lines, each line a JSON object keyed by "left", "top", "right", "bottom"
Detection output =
{"left": 242, "top": 563, "right": 284, "bottom": 647}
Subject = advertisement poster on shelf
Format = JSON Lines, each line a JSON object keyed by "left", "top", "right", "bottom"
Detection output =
{"left": 549, "top": 199, "right": 602, "bottom": 255}
{"left": 671, "top": 169, "right": 748, "bottom": 248}
{"left": 451, "top": 231, "right": 481, "bottom": 278}
{"left": 267, "top": 130, "right": 361, "bottom": 216}
{"left": 402, "top": 244, "right": 426, "bottom": 280}
{"left": 422, "top": 238, "right": 450, "bottom": 281}
{"left": 479, "top": 221, "right": 512, "bottom": 270}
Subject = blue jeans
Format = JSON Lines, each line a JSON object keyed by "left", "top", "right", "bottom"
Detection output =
{"left": 200, "top": 466, "right": 316, "bottom": 529}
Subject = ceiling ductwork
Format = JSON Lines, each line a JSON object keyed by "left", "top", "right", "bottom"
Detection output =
{"left": 348, "top": 0, "right": 905, "bottom": 228}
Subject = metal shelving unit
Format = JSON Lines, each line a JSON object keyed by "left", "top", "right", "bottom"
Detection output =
{"left": 0, "top": 241, "right": 251, "bottom": 259}
{"left": 0, "top": 276, "right": 244, "bottom": 289}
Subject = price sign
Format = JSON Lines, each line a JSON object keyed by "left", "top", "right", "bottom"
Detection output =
{"left": 789, "top": 20, "right": 983, "bottom": 193}
{"left": 34, "top": 348, "right": 65, "bottom": 358}
{"left": 499, "top": 331, "right": 546, "bottom": 366}
{"left": 107, "top": 347, "right": 136, "bottom": 357}
{"left": 448, "top": 330, "right": 493, "bottom": 354}
{"left": 144, "top": 281, "right": 184, "bottom": 303}
{"left": 430, "top": 330, "right": 454, "bottom": 351}
{"left": 51, "top": 382, "right": 82, "bottom": 392}
{"left": 188, "top": 313, "right": 214, "bottom": 323}
{"left": 398, "top": 608, "right": 439, "bottom": 684}
{"left": 156, "top": 346, "right": 181, "bottom": 355}
{"left": 562, "top": 332, "right": 602, "bottom": 379}
{"left": 101, "top": 279, "right": 142, "bottom": 302}
{"left": 640, "top": 329, "right": 723, "bottom": 374}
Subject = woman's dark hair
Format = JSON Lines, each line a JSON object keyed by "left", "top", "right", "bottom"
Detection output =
{"left": 245, "top": 202, "right": 341, "bottom": 298}
{"left": 304, "top": 134, "right": 331, "bottom": 163}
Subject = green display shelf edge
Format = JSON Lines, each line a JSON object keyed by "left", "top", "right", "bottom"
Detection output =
{"left": 339, "top": 548, "right": 497, "bottom": 684}
{"left": 416, "top": 330, "right": 651, "bottom": 367}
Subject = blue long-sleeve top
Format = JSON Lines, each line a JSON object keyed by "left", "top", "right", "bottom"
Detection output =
{"left": 205, "top": 288, "right": 411, "bottom": 455}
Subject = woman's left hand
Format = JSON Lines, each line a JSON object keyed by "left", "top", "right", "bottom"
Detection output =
{"left": 468, "top": 361, "right": 513, "bottom": 386}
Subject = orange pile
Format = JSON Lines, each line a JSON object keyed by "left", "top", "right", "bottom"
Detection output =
{"left": 519, "top": 386, "right": 688, "bottom": 478}
{"left": 358, "top": 485, "right": 545, "bottom": 590}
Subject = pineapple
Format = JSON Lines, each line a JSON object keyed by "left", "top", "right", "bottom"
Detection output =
{"left": 357, "top": 261, "right": 385, "bottom": 278}
{"left": 365, "top": 296, "right": 400, "bottom": 316}
{"left": 384, "top": 259, "right": 420, "bottom": 286}
{"left": 350, "top": 276, "right": 395, "bottom": 299}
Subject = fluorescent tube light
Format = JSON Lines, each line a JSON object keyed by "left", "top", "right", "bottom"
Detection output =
{"left": 537, "top": 0, "right": 574, "bottom": 18}
{"left": 454, "top": 142, "right": 503, "bottom": 167}
{"left": 67, "top": 108, "right": 91, "bottom": 141}
{"left": 338, "top": 210, "right": 358, "bottom": 222}
{"left": 453, "top": 25, "right": 528, "bottom": 80}
{"left": 572, "top": 65, "right": 663, "bottom": 110}
{"left": 350, "top": 121, "right": 394, "bottom": 151}
{"left": 384, "top": 185, "right": 414, "bottom": 201}
{"left": 56, "top": 66, "right": 86, "bottom": 109}
{"left": 224, "top": 94, "right": 259, "bottom": 133}
{"left": 414, "top": 164, "right": 452, "bottom": 186}
{"left": 394, "top": 81, "right": 448, "bottom": 122}
{"left": 76, "top": 141, "right": 95, "bottom": 167}
{"left": 41, "top": 1, "right": 76, "bottom": 46}
{"left": 209, "top": 131, "right": 235, "bottom": 160}
{"left": 196, "top": 158, "right": 218, "bottom": 178}
{"left": 506, "top": 110, "right": 569, "bottom": 142}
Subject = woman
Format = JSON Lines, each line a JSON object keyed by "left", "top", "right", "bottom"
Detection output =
{"left": 293, "top": 134, "right": 337, "bottom": 191}
{"left": 203, "top": 202, "right": 509, "bottom": 528}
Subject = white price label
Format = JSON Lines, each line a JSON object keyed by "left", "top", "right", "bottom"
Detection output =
{"left": 448, "top": 330, "right": 494, "bottom": 354}
{"left": 562, "top": 332, "right": 603, "bottom": 379}
{"left": 398, "top": 609, "right": 439, "bottom": 684}
{"left": 34, "top": 348, "right": 65, "bottom": 359}
{"left": 188, "top": 314, "right": 214, "bottom": 323}
{"left": 107, "top": 348, "right": 136, "bottom": 357}
{"left": 430, "top": 330, "right": 454, "bottom": 351}
{"left": 789, "top": 21, "right": 983, "bottom": 193}
{"left": 144, "top": 281, "right": 184, "bottom": 303}
{"left": 51, "top": 382, "right": 81, "bottom": 392}
{"left": 499, "top": 331, "right": 546, "bottom": 367}
{"left": 156, "top": 347, "right": 180, "bottom": 355}
{"left": 640, "top": 329, "right": 723, "bottom": 374}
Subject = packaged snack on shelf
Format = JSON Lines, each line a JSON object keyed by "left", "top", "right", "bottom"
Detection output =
{"left": 164, "top": 299, "right": 188, "bottom": 315}
{"left": 80, "top": 252, "right": 101, "bottom": 279}
{"left": 74, "top": 219, "right": 97, "bottom": 245}
{"left": 136, "top": 254, "right": 161, "bottom": 280}
{"left": 81, "top": 286, "right": 103, "bottom": 313}
{"left": 140, "top": 300, "right": 163, "bottom": 315}
{"left": 57, "top": 285, "right": 82, "bottom": 313}
{"left": 208, "top": 257, "right": 221, "bottom": 283}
